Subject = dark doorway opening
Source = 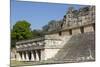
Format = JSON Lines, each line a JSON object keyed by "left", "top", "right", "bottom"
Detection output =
{"left": 69, "top": 29, "right": 72, "bottom": 35}
{"left": 93, "top": 23, "right": 95, "bottom": 31}
{"left": 33, "top": 50, "right": 36, "bottom": 61}
{"left": 19, "top": 52, "right": 22, "bottom": 59}
{"left": 24, "top": 52, "right": 26, "bottom": 60}
{"left": 28, "top": 51, "right": 31, "bottom": 60}
{"left": 80, "top": 27, "right": 84, "bottom": 33}
{"left": 37, "top": 50, "right": 41, "bottom": 61}
{"left": 59, "top": 31, "right": 62, "bottom": 36}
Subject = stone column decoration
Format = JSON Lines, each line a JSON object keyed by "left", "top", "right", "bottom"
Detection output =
{"left": 35, "top": 50, "right": 39, "bottom": 61}
{"left": 34, "top": 50, "right": 36, "bottom": 61}
{"left": 41, "top": 49, "right": 45, "bottom": 61}
{"left": 22, "top": 52, "right": 25, "bottom": 61}
{"left": 16, "top": 52, "right": 21, "bottom": 61}
{"left": 20, "top": 52, "right": 22, "bottom": 61}
{"left": 24, "top": 52, "right": 26, "bottom": 61}
{"left": 31, "top": 51, "right": 34, "bottom": 61}
{"left": 26, "top": 51, "right": 29, "bottom": 61}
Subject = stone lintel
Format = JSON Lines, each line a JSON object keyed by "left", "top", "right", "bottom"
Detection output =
{"left": 16, "top": 37, "right": 45, "bottom": 45}
{"left": 16, "top": 45, "right": 45, "bottom": 51}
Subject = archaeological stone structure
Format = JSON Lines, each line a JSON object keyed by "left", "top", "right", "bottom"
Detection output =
{"left": 15, "top": 6, "right": 95, "bottom": 62}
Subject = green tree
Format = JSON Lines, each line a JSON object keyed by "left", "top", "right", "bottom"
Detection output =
{"left": 32, "top": 29, "right": 44, "bottom": 38}
{"left": 11, "top": 20, "right": 33, "bottom": 48}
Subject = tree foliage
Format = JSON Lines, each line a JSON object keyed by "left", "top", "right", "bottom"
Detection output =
{"left": 12, "top": 20, "right": 33, "bottom": 41}
{"left": 32, "top": 29, "right": 44, "bottom": 38}
{"left": 11, "top": 20, "right": 33, "bottom": 48}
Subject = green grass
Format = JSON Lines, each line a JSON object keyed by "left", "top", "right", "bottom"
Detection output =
{"left": 11, "top": 60, "right": 35, "bottom": 67}
{"left": 10, "top": 60, "right": 56, "bottom": 67}
{"left": 10, "top": 60, "right": 69, "bottom": 67}
{"left": 10, "top": 59, "right": 95, "bottom": 67}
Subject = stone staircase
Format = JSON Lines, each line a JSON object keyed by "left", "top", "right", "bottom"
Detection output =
{"left": 58, "top": 35, "right": 72, "bottom": 48}
{"left": 49, "top": 32, "right": 95, "bottom": 62}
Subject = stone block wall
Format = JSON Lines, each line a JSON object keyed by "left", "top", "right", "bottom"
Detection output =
{"left": 72, "top": 28, "right": 81, "bottom": 35}
{"left": 62, "top": 31, "right": 70, "bottom": 35}
{"left": 84, "top": 25, "right": 94, "bottom": 33}
{"left": 44, "top": 49, "right": 60, "bottom": 60}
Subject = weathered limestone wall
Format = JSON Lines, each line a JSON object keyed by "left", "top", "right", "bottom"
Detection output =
{"left": 62, "top": 31, "right": 70, "bottom": 35}
{"left": 44, "top": 49, "right": 60, "bottom": 60}
{"left": 45, "top": 33, "right": 59, "bottom": 38}
{"left": 61, "top": 24, "right": 94, "bottom": 36}
{"left": 43, "top": 24, "right": 94, "bottom": 61}
{"left": 43, "top": 34, "right": 62, "bottom": 60}
{"left": 43, "top": 35, "right": 72, "bottom": 60}
{"left": 84, "top": 25, "right": 94, "bottom": 33}
{"left": 41, "top": 49, "right": 45, "bottom": 61}
{"left": 72, "top": 28, "right": 81, "bottom": 35}
{"left": 16, "top": 52, "right": 21, "bottom": 61}
{"left": 44, "top": 40, "right": 61, "bottom": 46}
{"left": 11, "top": 48, "right": 16, "bottom": 60}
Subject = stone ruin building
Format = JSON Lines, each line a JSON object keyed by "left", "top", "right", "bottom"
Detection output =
{"left": 13, "top": 6, "right": 95, "bottom": 63}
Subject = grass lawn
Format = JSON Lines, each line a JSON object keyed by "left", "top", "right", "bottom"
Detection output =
{"left": 11, "top": 60, "right": 93, "bottom": 67}
{"left": 11, "top": 60, "right": 37, "bottom": 67}
{"left": 10, "top": 60, "right": 69, "bottom": 67}
{"left": 10, "top": 60, "right": 56, "bottom": 67}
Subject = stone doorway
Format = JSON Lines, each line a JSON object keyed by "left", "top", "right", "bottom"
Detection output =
{"left": 37, "top": 50, "right": 41, "bottom": 61}
{"left": 28, "top": 51, "right": 31, "bottom": 61}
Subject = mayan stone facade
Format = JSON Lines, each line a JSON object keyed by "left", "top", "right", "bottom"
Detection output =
{"left": 48, "top": 6, "right": 95, "bottom": 35}
{"left": 15, "top": 6, "right": 95, "bottom": 62}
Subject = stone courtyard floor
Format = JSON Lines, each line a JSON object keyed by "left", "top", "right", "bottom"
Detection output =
{"left": 10, "top": 60, "right": 95, "bottom": 67}
{"left": 10, "top": 60, "right": 74, "bottom": 67}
